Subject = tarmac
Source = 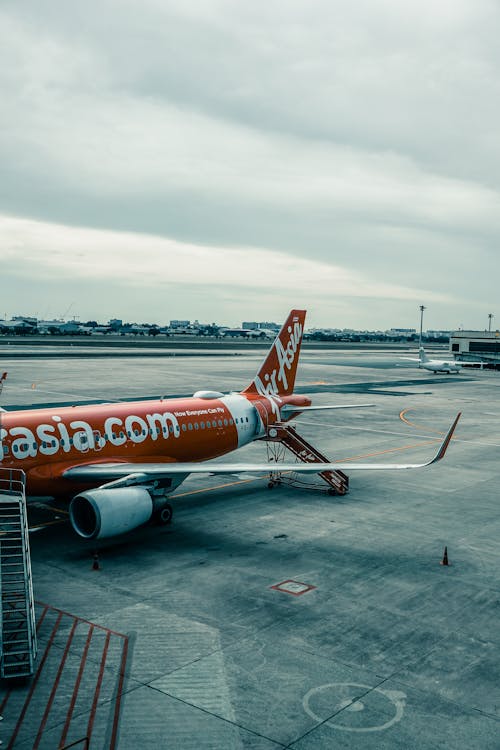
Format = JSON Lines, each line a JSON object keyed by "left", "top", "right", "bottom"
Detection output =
{"left": 0, "top": 343, "right": 499, "bottom": 748}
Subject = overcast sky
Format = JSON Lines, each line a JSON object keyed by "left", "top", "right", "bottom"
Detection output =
{"left": 1, "top": 0, "right": 499, "bottom": 329}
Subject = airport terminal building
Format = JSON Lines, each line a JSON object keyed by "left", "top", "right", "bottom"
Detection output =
{"left": 450, "top": 329, "right": 500, "bottom": 365}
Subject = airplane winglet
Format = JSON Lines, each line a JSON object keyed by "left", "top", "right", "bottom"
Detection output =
{"left": 428, "top": 412, "right": 461, "bottom": 465}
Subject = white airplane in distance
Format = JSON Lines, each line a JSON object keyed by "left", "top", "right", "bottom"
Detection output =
{"left": 402, "top": 347, "right": 485, "bottom": 374}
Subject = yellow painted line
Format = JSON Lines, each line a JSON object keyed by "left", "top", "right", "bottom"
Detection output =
{"left": 31, "top": 504, "right": 69, "bottom": 515}
{"left": 399, "top": 408, "right": 445, "bottom": 436}
{"left": 29, "top": 519, "right": 67, "bottom": 531}
{"left": 173, "top": 475, "right": 269, "bottom": 498}
{"left": 333, "top": 439, "right": 439, "bottom": 463}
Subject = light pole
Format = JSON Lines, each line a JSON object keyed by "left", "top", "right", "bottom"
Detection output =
{"left": 488, "top": 313, "right": 493, "bottom": 332}
{"left": 419, "top": 305, "right": 426, "bottom": 348}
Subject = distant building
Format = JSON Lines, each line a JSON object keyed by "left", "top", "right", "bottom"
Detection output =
{"left": 387, "top": 328, "right": 416, "bottom": 336}
{"left": 242, "top": 321, "right": 280, "bottom": 332}
{"left": 450, "top": 330, "right": 500, "bottom": 365}
{"left": 170, "top": 320, "right": 190, "bottom": 329}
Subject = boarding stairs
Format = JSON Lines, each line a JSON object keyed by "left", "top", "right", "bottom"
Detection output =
{"left": 263, "top": 422, "right": 349, "bottom": 495}
{"left": 0, "top": 468, "right": 37, "bottom": 678}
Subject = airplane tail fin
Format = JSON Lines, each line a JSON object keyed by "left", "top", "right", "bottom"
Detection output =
{"left": 419, "top": 347, "right": 429, "bottom": 363}
{"left": 241, "top": 310, "right": 306, "bottom": 397}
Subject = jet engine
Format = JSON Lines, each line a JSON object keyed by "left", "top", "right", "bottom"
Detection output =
{"left": 69, "top": 486, "right": 154, "bottom": 540}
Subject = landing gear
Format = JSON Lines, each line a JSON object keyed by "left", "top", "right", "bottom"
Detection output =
{"left": 154, "top": 503, "right": 173, "bottom": 525}
{"left": 268, "top": 474, "right": 282, "bottom": 489}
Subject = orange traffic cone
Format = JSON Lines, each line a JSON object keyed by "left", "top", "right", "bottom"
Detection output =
{"left": 92, "top": 551, "right": 100, "bottom": 571}
{"left": 440, "top": 546, "right": 449, "bottom": 566}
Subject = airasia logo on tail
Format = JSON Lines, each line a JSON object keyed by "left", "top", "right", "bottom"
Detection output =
{"left": 252, "top": 319, "right": 303, "bottom": 417}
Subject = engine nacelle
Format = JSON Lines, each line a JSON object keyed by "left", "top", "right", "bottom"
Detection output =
{"left": 69, "top": 486, "right": 153, "bottom": 540}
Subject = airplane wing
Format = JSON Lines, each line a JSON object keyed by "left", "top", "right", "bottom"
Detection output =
{"left": 63, "top": 413, "right": 461, "bottom": 485}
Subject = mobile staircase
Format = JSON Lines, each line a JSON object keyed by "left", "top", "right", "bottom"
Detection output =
{"left": 0, "top": 468, "right": 37, "bottom": 679}
{"left": 263, "top": 423, "right": 349, "bottom": 495}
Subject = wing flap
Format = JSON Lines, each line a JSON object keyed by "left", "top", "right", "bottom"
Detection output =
{"left": 281, "top": 403, "right": 375, "bottom": 414}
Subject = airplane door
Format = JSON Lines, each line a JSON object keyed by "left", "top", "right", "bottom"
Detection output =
{"left": 252, "top": 400, "right": 269, "bottom": 437}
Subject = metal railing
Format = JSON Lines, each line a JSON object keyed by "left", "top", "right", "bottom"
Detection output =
{"left": 0, "top": 468, "right": 26, "bottom": 496}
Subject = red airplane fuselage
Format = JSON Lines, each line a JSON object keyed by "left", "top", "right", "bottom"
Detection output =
{"left": 0, "top": 386, "right": 310, "bottom": 497}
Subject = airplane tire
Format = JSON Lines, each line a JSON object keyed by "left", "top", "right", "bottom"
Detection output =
{"left": 155, "top": 503, "right": 173, "bottom": 525}
{"left": 268, "top": 481, "right": 275, "bottom": 489}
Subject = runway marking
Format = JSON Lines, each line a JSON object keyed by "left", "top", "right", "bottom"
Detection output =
{"left": 399, "top": 408, "right": 444, "bottom": 435}
{"left": 6, "top": 612, "right": 63, "bottom": 749}
{"left": 270, "top": 580, "right": 316, "bottom": 596}
{"left": 173, "top": 475, "right": 268, "bottom": 498}
{"left": 59, "top": 624, "right": 95, "bottom": 748}
{"left": 0, "top": 603, "right": 129, "bottom": 750}
{"left": 333, "top": 439, "right": 439, "bottom": 462}
{"left": 33, "top": 618, "right": 78, "bottom": 749}
{"left": 303, "top": 682, "right": 406, "bottom": 733}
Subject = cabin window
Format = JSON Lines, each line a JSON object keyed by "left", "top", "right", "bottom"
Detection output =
{"left": 169, "top": 425, "right": 174, "bottom": 434}
{"left": 188, "top": 423, "right": 193, "bottom": 431}
{"left": 182, "top": 424, "right": 187, "bottom": 432}
{"left": 200, "top": 422, "right": 205, "bottom": 429}
{"left": 223, "top": 419, "right": 228, "bottom": 426}
{"left": 194, "top": 422, "right": 199, "bottom": 430}
{"left": 229, "top": 418, "right": 234, "bottom": 425}
{"left": 212, "top": 420, "right": 217, "bottom": 428}
{"left": 218, "top": 420, "right": 222, "bottom": 427}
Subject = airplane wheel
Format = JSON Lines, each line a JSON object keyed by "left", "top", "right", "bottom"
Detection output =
{"left": 268, "top": 481, "right": 275, "bottom": 489}
{"left": 155, "top": 503, "right": 173, "bottom": 525}
{"left": 327, "top": 488, "right": 336, "bottom": 496}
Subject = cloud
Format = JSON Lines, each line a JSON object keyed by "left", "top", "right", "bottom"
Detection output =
{"left": 0, "top": 213, "right": 449, "bottom": 305}
{"left": 0, "top": 1, "right": 499, "bottom": 328}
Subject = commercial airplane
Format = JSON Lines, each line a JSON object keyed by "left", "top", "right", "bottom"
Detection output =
{"left": 0, "top": 311, "right": 460, "bottom": 540}
{"left": 402, "top": 347, "right": 484, "bottom": 374}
